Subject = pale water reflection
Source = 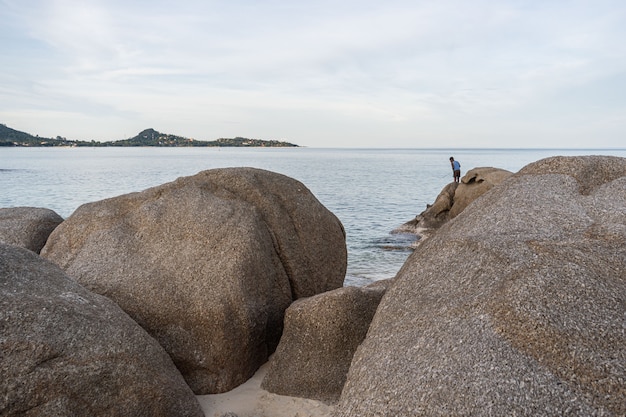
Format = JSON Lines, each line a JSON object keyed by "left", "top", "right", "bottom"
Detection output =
{"left": 1, "top": 147, "right": 624, "bottom": 286}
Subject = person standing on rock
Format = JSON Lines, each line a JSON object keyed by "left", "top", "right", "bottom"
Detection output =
{"left": 450, "top": 157, "right": 461, "bottom": 183}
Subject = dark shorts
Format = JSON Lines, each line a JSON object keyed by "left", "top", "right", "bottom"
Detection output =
{"left": 453, "top": 169, "right": 460, "bottom": 178}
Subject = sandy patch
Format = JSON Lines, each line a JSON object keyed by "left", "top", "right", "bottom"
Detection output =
{"left": 197, "top": 362, "right": 334, "bottom": 417}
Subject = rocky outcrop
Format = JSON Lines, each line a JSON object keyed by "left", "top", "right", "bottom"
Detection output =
{"left": 338, "top": 156, "right": 626, "bottom": 416}
{"left": 0, "top": 207, "right": 63, "bottom": 253}
{"left": 41, "top": 167, "right": 347, "bottom": 394}
{"left": 406, "top": 182, "right": 459, "bottom": 232}
{"left": 0, "top": 243, "right": 203, "bottom": 417}
{"left": 395, "top": 167, "right": 512, "bottom": 240}
{"left": 261, "top": 279, "right": 392, "bottom": 403}
{"left": 449, "top": 166, "right": 513, "bottom": 218}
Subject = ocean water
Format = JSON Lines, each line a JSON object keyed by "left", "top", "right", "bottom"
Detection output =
{"left": 1, "top": 147, "right": 624, "bottom": 286}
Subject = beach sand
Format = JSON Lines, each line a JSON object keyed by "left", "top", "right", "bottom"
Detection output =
{"left": 196, "top": 362, "right": 334, "bottom": 417}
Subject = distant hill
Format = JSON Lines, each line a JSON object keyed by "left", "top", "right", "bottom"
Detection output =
{"left": 112, "top": 128, "right": 298, "bottom": 147}
{"left": 0, "top": 124, "right": 298, "bottom": 147}
{"left": 0, "top": 124, "right": 83, "bottom": 147}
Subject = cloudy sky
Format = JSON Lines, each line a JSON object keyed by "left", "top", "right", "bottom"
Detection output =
{"left": 1, "top": 0, "right": 625, "bottom": 147}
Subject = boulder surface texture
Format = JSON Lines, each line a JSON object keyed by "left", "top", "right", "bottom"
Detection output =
{"left": 262, "top": 280, "right": 391, "bottom": 403}
{"left": 338, "top": 156, "right": 626, "bottom": 416}
{"left": 0, "top": 243, "right": 203, "bottom": 417}
{"left": 0, "top": 207, "right": 63, "bottom": 253}
{"left": 41, "top": 167, "right": 347, "bottom": 394}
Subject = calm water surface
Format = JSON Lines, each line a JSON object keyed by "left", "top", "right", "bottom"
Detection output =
{"left": 2, "top": 147, "right": 624, "bottom": 286}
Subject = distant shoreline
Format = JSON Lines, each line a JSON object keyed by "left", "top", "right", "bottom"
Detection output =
{"left": 0, "top": 124, "right": 299, "bottom": 148}
{"left": 0, "top": 142, "right": 299, "bottom": 148}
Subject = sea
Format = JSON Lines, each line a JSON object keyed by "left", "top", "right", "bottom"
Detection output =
{"left": 2, "top": 147, "right": 624, "bottom": 287}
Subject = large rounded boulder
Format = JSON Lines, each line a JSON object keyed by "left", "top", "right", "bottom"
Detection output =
{"left": 262, "top": 279, "right": 392, "bottom": 403}
{"left": 338, "top": 156, "right": 626, "bottom": 416}
{"left": 41, "top": 167, "right": 347, "bottom": 394}
{"left": 0, "top": 207, "right": 63, "bottom": 253}
{"left": 0, "top": 243, "right": 203, "bottom": 417}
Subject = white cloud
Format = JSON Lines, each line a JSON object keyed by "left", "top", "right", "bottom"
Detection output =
{"left": 1, "top": 0, "right": 625, "bottom": 147}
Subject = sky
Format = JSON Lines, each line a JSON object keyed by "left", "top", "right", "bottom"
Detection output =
{"left": 1, "top": 0, "right": 625, "bottom": 148}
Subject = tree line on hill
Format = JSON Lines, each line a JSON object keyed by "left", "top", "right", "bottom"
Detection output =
{"left": 0, "top": 125, "right": 298, "bottom": 148}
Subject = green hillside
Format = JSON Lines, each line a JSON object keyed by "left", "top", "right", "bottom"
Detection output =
{"left": 0, "top": 124, "right": 82, "bottom": 147}
{"left": 111, "top": 128, "right": 297, "bottom": 147}
{"left": 0, "top": 124, "right": 298, "bottom": 147}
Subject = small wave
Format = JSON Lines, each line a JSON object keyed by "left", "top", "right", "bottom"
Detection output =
{"left": 380, "top": 245, "right": 414, "bottom": 252}
{"left": 370, "top": 233, "right": 417, "bottom": 251}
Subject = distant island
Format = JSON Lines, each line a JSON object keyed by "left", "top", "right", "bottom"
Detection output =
{"left": 0, "top": 124, "right": 298, "bottom": 148}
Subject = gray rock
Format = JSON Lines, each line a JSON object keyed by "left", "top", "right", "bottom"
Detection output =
{"left": 41, "top": 167, "right": 347, "bottom": 394}
{"left": 449, "top": 166, "right": 513, "bottom": 218}
{"left": 0, "top": 243, "right": 203, "bottom": 417}
{"left": 0, "top": 207, "right": 63, "bottom": 253}
{"left": 338, "top": 156, "right": 626, "bottom": 416}
{"left": 413, "top": 182, "right": 459, "bottom": 230}
{"left": 262, "top": 280, "right": 392, "bottom": 403}
{"left": 395, "top": 167, "right": 511, "bottom": 241}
